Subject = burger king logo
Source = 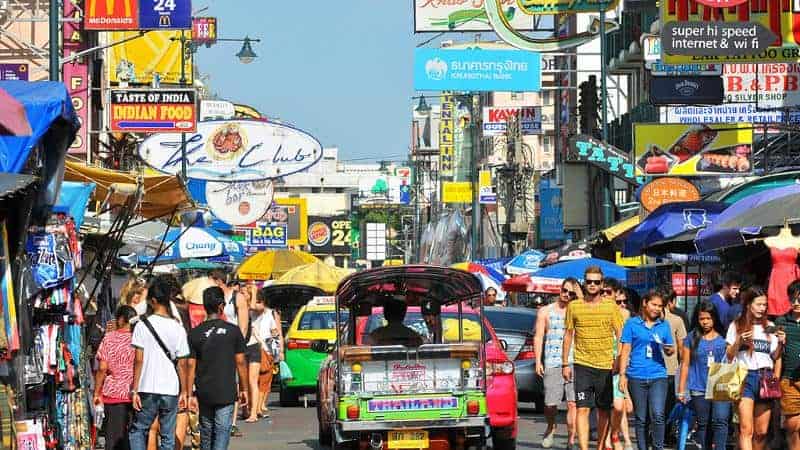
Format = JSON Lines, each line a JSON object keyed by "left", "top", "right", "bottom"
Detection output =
{"left": 308, "top": 222, "right": 331, "bottom": 247}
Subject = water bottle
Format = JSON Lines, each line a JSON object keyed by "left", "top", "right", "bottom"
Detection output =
{"left": 95, "top": 404, "right": 104, "bottom": 429}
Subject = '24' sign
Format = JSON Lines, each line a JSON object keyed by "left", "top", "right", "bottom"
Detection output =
{"left": 140, "top": 0, "right": 191, "bottom": 29}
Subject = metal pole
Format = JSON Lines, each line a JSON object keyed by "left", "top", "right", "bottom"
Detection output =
{"left": 599, "top": 8, "right": 612, "bottom": 228}
{"left": 49, "top": 0, "right": 59, "bottom": 81}
{"left": 471, "top": 94, "right": 480, "bottom": 260}
{"left": 180, "top": 30, "right": 188, "bottom": 182}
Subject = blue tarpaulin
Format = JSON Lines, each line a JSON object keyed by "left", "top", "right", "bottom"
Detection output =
{"left": 54, "top": 181, "right": 95, "bottom": 228}
{"left": 0, "top": 81, "right": 78, "bottom": 173}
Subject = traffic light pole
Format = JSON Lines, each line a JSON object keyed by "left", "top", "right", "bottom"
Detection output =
{"left": 599, "top": 8, "right": 613, "bottom": 229}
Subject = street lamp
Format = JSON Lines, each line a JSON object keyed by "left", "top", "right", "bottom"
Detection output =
{"left": 415, "top": 95, "right": 432, "bottom": 115}
{"left": 235, "top": 37, "right": 258, "bottom": 64}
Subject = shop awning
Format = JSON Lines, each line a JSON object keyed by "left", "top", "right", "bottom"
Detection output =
{"left": 0, "top": 173, "right": 37, "bottom": 201}
{"left": 0, "top": 81, "right": 78, "bottom": 173}
{"left": 64, "top": 160, "right": 192, "bottom": 219}
{"left": 600, "top": 215, "right": 641, "bottom": 242}
{"left": 54, "top": 181, "right": 96, "bottom": 228}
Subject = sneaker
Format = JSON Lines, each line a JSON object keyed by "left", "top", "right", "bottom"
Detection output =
{"left": 542, "top": 431, "right": 555, "bottom": 449}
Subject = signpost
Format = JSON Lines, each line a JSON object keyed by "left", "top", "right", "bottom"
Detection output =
{"left": 110, "top": 89, "right": 196, "bottom": 133}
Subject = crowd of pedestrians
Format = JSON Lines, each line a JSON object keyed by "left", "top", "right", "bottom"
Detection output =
{"left": 92, "top": 269, "right": 284, "bottom": 450}
{"left": 534, "top": 266, "right": 800, "bottom": 450}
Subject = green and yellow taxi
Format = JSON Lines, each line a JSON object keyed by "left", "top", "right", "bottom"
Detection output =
{"left": 280, "top": 296, "right": 346, "bottom": 406}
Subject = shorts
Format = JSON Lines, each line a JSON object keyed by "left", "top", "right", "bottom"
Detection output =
{"left": 544, "top": 367, "right": 575, "bottom": 406}
{"left": 781, "top": 379, "right": 800, "bottom": 416}
{"left": 246, "top": 344, "right": 262, "bottom": 364}
{"left": 741, "top": 370, "right": 770, "bottom": 402}
{"left": 573, "top": 364, "right": 613, "bottom": 410}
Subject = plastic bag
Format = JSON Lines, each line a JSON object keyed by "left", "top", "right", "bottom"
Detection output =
{"left": 706, "top": 360, "right": 748, "bottom": 401}
{"left": 279, "top": 360, "right": 293, "bottom": 381}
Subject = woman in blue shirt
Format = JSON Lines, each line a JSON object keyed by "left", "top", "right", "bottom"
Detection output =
{"left": 618, "top": 291, "right": 676, "bottom": 450}
{"left": 677, "top": 300, "right": 730, "bottom": 450}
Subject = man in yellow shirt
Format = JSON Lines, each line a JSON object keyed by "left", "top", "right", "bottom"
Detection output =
{"left": 562, "top": 266, "right": 624, "bottom": 450}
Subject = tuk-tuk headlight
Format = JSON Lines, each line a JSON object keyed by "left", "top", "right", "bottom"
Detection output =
{"left": 461, "top": 360, "right": 472, "bottom": 370}
{"left": 351, "top": 363, "right": 362, "bottom": 373}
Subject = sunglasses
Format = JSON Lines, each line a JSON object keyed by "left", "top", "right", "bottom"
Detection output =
{"left": 616, "top": 300, "right": 626, "bottom": 305}
{"left": 561, "top": 288, "right": 578, "bottom": 299}
{"left": 585, "top": 279, "right": 603, "bottom": 286}
{"left": 602, "top": 288, "right": 614, "bottom": 295}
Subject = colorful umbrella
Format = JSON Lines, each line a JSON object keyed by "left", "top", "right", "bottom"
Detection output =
{"left": 623, "top": 201, "right": 727, "bottom": 257}
{"left": 505, "top": 250, "right": 547, "bottom": 275}
{"left": 452, "top": 262, "right": 507, "bottom": 301}
{"left": 695, "top": 184, "right": 800, "bottom": 253}
{"left": 501, "top": 273, "right": 563, "bottom": 294}
{"left": 236, "top": 249, "right": 318, "bottom": 280}
{"left": 274, "top": 260, "right": 351, "bottom": 293}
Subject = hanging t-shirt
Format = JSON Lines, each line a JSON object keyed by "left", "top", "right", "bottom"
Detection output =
{"left": 683, "top": 334, "right": 728, "bottom": 393}
{"left": 726, "top": 322, "right": 777, "bottom": 371}
{"left": 188, "top": 319, "right": 246, "bottom": 406}
{"left": 131, "top": 315, "right": 190, "bottom": 396}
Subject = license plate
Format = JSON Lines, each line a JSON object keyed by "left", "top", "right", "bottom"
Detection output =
{"left": 387, "top": 430, "right": 429, "bottom": 449}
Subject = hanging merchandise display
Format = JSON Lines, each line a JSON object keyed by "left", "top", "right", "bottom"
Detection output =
{"left": 18, "top": 213, "right": 91, "bottom": 450}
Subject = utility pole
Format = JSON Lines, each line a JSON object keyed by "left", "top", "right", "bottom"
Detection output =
{"left": 179, "top": 30, "right": 189, "bottom": 181}
{"left": 599, "top": 7, "right": 613, "bottom": 228}
{"left": 49, "top": 0, "right": 59, "bottom": 81}
{"left": 470, "top": 93, "right": 481, "bottom": 260}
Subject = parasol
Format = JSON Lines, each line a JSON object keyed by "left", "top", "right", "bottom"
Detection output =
{"left": 273, "top": 260, "right": 351, "bottom": 293}
{"left": 236, "top": 249, "right": 318, "bottom": 280}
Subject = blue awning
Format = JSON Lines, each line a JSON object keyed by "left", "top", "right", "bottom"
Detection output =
{"left": 0, "top": 81, "right": 79, "bottom": 174}
{"left": 54, "top": 181, "right": 96, "bottom": 228}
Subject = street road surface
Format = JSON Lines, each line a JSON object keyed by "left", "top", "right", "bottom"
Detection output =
{"left": 231, "top": 397, "right": 553, "bottom": 450}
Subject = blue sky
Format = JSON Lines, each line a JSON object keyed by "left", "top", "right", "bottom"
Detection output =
{"left": 194, "top": 1, "right": 417, "bottom": 163}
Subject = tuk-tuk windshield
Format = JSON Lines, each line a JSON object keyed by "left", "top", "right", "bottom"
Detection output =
{"left": 362, "top": 312, "right": 489, "bottom": 345}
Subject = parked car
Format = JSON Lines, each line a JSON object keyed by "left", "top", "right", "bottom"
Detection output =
{"left": 484, "top": 306, "right": 544, "bottom": 412}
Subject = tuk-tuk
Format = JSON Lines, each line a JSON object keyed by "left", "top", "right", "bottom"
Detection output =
{"left": 316, "top": 265, "right": 490, "bottom": 450}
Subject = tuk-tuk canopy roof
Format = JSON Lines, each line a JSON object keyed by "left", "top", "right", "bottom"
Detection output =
{"left": 335, "top": 265, "right": 483, "bottom": 310}
{"left": 258, "top": 283, "right": 327, "bottom": 307}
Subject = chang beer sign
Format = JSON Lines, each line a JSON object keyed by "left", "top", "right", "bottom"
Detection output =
{"left": 138, "top": 120, "right": 323, "bottom": 181}
{"left": 568, "top": 135, "right": 644, "bottom": 186}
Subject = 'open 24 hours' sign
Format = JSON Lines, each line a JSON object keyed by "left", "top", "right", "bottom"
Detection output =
{"left": 248, "top": 223, "right": 287, "bottom": 249}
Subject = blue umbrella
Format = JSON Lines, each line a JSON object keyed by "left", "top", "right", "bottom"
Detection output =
{"left": 138, "top": 226, "right": 245, "bottom": 265}
{"left": 533, "top": 257, "right": 628, "bottom": 282}
{"left": 623, "top": 201, "right": 727, "bottom": 257}
{"left": 505, "top": 250, "right": 547, "bottom": 275}
{"left": 695, "top": 184, "right": 800, "bottom": 253}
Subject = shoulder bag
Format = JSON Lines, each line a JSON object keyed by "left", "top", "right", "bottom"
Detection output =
{"left": 759, "top": 368, "right": 782, "bottom": 399}
{"left": 140, "top": 316, "right": 180, "bottom": 378}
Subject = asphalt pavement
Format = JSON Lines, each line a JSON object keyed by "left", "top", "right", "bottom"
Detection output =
{"left": 230, "top": 396, "right": 555, "bottom": 450}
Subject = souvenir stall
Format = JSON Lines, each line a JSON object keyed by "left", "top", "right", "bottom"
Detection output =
{"left": 0, "top": 81, "right": 82, "bottom": 450}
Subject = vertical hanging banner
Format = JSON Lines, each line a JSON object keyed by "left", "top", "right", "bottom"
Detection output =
{"left": 439, "top": 92, "right": 455, "bottom": 177}
{"left": 139, "top": 0, "right": 192, "bottom": 29}
{"left": 63, "top": 0, "right": 90, "bottom": 155}
{"left": 192, "top": 17, "right": 217, "bottom": 45}
{"left": 84, "top": 0, "right": 139, "bottom": 30}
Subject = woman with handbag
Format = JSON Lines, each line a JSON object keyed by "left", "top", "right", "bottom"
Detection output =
{"left": 726, "top": 286, "right": 785, "bottom": 450}
{"left": 246, "top": 289, "right": 282, "bottom": 421}
{"left": 677, "top": 300, "right": 730, "bottom": 450}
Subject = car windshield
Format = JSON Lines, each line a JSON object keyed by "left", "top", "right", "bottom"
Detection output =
{"left": 483, "top": 309, "right": 536, "bottom": 334}
{"left": 363, "top": 312, "right": 490, "bottom": 344}
{"left": 297, "top": 310, "right": 348, "bottom": 330}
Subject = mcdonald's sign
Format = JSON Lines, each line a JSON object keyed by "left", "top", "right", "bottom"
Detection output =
{"left": 139, "top": 0, "right": 192, "bottom": 30}
{"left": 84, "top": 0, "right": 139, "bottom": 30}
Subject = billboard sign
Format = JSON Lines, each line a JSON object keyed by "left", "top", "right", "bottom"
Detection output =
{"left": 0, "top": 64, "right": 28, "bottom": 81}
{"left": 442, "top": 182, "right": 472, "bottom": 203}
{"left": 139, "top": 0, "right": 191, "bottom": 29}
{"left": 307, "top": 215, "right": 352, "bottom": 255}
{"left": 413, "top": 48, "right": 541, "bottom": 92}
{"left": 192, "top": 17, "right": 218, "bottom": 45}
{"left": 640, "top": 177, "right": 701, "bottom": 212}
{"left": 236, "top": 198, "right": 308, "bottom": 247}
{"left": 539, "top": 178, "right": 567, "bottom": 241}
{"left": 200, "top": 100, "right": 235, "bottom": 120}
{"left": 110, "top": 89, "right": 196, "bottom": 133}
{"left": 138, "top": 120, "right": 324, "bottom": 181}
{"left": 649, "top": 76, "right": 724, "bottom": 105}
{"left": 723, "top": 63, "right": 800, "bottom": 107}
{"left": 634, "top": 123, "right": 753, "bottom": 176}
{"left": 205, "top": 180, "right": 274, "bottom": 226}
{"left": 661, "top": 1, "right": 800, "bottom": 64}
{"left": 248, "top": 223, "right": 287, "bottom": 249}
{"left": 482, "top": 106, "right": 542, "bottom": 136}
{"left": 665, "top": 103, "right": 800, "bottom": 124}
{"left": 108, "top": 31, "right": 192, "bottom": 84}
{"left": 649, "top": 62, "right": 722, "bottom": 76}
{"left": 63, "top": 0, "right": 89, "bottom": 154}
{"left": 439, "top": 92, "right": 455, "bottom": 177}
{"left": 568, "top": 135, "right": 645, "bottom": 185}
{"left": 414, "top": 0, "right": 535, "bottom": 32}
{"left": 479, "top": 170, "right": 496, "bottom": 204}
{"left": 516, "top": 0, "right": 618, "bottom": 14}
{"left": 84, "top": 0, "right": 139, "bottom": 30}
